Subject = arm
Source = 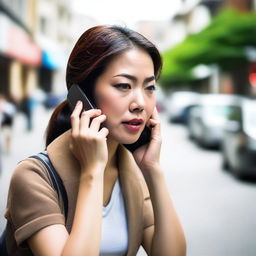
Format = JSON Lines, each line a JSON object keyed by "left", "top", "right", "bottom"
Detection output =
{"left": 28, "top": 101, "right": 109, "bottom": 256}
{"left": 29, "top": 167, "right": 105, "bottom": 256}
{"left": 142, "top": 169, "right": 186, "bottom": 256}
{"left": 133, "top": 108, "right": 186, "bottom": 256}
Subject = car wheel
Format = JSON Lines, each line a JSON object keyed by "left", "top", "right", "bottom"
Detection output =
{"left": 187, "top": 119, "right": 195, "bottom": 140}
{"left": 231, "top": 162, "right": 247, "bottom": 180}
{"left": 231, "top": 148, "right": 248, "bottom": 180}
{"left": 187, "top": 129, "right": 194, "bottom": 140}
{"left": 222, "top": 156, "right": 230, "bottom": 171}
{"left": 232, "top": 167, "right": 246, "bottom": 180}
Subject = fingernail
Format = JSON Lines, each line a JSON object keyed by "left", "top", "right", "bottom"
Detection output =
{"left": 76, "top": 101, "right": 82, "bottom": 106}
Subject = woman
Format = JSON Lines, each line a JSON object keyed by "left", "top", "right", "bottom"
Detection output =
{"left": 5, "top": 25, "right": 186, "bottom": 255}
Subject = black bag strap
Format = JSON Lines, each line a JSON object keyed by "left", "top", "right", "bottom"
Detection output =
{"left": 29, "top": 151, "right": 68, "bottom": 221}
{"left": 0, "top": 227, "right": 8, "bottom": 255}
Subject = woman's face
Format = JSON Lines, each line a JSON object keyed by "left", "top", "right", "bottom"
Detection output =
{"left": 94, "top": 48, "right": 156, "bottom": 144}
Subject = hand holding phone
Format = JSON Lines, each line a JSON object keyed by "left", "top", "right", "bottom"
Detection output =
{"left": 67, "top": 84, "right": 108, "bottom": 169}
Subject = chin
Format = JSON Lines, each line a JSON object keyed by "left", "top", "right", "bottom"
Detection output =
{"left": 108, "top": 128, "right": 142, "bottom": 145}
{"left": 111, "top": 135, "right": 140, "bottom": 145}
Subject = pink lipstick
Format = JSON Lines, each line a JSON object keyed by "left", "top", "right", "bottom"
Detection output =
{"left": 122, "top": 119, "right": 143, "bottom": 132}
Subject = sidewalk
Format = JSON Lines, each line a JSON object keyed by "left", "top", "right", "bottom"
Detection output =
{"left": 0, "top": 105, "right": 52, "bottom": 232}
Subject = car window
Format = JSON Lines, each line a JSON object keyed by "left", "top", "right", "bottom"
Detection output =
{"left": 203, "top": 105, "right": 239, "bottom": 125}
{"left": 227, "top": 106, "right": 242, "bottom": 122}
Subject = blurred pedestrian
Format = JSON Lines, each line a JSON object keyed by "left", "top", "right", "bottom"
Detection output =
{"left": 0, "top": 94, "right": 16, "bottom": 154}
{"left": 19, "top": 95, "right": 35, "bottom": 131}
{"left": 3, "top": 25, "right": 186, "bottom": 255}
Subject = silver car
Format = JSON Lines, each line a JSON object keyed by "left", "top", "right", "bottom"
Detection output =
{"left": 166, "top": 91, "right": 199, "bottom": 124}
{"left": 222, "top": 98, "right": 256, "bottom": 179}
{"left": 187, "top": 94, "right": 243, "bottom": 148}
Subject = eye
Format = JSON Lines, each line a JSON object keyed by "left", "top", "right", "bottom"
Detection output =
{"left": 145, "top": 85, "right": 156, "bottom": 91}
{"left": 114, "top": 83, "right": 131, "bottom": 90}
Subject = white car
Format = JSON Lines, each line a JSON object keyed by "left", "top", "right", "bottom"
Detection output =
{"left": 222, "top": 98, "right": 256, "bottom": 179}
{"left": 166, "top": 91, "right": 199, "bottom": 124}
{"left": 187, "top": 94, "right": 244, "bottom": 148}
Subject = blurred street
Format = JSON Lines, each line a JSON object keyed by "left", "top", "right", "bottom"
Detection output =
{"left": 1, "top": 107, "right": 256, "bottom": 256}
{"left": 0, "top": 105, "right": 51, "bottom": 231}
{"left": 1, "top": 0, "right": 256, "bottom": 255}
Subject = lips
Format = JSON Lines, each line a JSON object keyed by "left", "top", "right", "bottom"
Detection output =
{"left": 123, "top": 119, "right": 143, "bottom": 125}
{"left": 122, "top": 119, "right": 143, "bottom": 132}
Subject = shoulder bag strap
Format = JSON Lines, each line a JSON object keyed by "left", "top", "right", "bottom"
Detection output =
{"left": 29, "top": 151, "right": 68, "bottom": 221}
{"left": 0, "top": 226, "right": 8, "bottom": 255}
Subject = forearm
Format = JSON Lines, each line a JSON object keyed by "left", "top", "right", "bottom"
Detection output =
{"left": 62, "top": 168, "right": 104, "bottom": 256}
{"left": 145, "top": 170, "right": 186, "bottom": 256}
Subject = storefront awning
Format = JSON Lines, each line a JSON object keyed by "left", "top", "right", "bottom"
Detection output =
{"left": 42, "top": 49, "right": 66, "bottom": 70}
{"left": 0, "top": 14, "right": 41, "bottom": 66}
{"left": 6, "top": 26, "right": 41, "bottom": 66}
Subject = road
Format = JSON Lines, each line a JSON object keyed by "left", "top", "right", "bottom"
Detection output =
{"left": 159, "top": 117, "right": 256, "bottom": 256}
{"left": 1, "top": 106, "right": 256, "bottom": 256}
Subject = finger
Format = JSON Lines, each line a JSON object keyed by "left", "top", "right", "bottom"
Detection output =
{"left": 98, "top": 127, "right": 109, "bottom": 138}
{"left": 147, "top": 118, "right": 161, "bottom": 139}
{"left": 70, "top": 101, "right": 83, "bottom": 135}
{"left": 80, "top": 109, "right": 102, "bottom": 131}
{"left": 90, "top": 114, "right": 107, "bottom": 131}
{"left": 146, "top": 107, "right": 159, "bottom": 127}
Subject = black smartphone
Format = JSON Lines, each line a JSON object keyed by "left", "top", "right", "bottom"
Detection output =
{"left": 67, "top": 84, "right": 151, "bottom": 152}
{"left": 67, "top": 84, "right": 95, "bottom": 111}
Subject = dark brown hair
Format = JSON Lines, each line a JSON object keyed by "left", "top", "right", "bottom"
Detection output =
{"left": 45, "top": 25, "right": 162, "bottom": 146}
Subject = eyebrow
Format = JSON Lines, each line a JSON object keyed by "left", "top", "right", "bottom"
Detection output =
{"left": 113, "top": 73, "right": 155, "bottom": 83}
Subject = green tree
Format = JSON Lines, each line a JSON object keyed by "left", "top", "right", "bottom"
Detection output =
{"left": 160, "top": 8, "right": 256, "bottom": 90}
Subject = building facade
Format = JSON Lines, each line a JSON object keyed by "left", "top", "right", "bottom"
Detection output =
{"left": 0, "top": 0, "right": 41, "bottom": 103}
{"left": 35, "top": 0, "right": 72, "bottom": 96}
{"left": 0, "top": 0, "right": 76, "bottom": 109}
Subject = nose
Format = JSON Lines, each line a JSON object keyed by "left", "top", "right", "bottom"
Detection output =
{"left": 129, "top": 89, "right": 145, "bottom": 113}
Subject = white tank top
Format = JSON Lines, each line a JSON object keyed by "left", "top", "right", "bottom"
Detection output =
{"left": 100, "top": 179, "right": 129, "bottom": 256}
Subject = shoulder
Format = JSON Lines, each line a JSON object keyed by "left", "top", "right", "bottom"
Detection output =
{"left": 5, "top": 157, "right": 64, "bottom": 246}
{"left": 6, "top": 157, "right": 58, "bottom": 217}
{"left": 9, "top": 157, "right": 52, "bottom": 191}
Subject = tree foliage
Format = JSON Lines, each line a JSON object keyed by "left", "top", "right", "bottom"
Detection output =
{"left": 160, "top": 8, "right": 256, "bottom": 88}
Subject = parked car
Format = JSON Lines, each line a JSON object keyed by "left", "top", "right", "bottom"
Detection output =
{"left": 221, "top": 98, "right": 256, "bottom": 179}
{"left": 166, "top": 91, "right": 199, "bottom": 124}
{"left": 187, "top": 94, "right": 243, "bottom": 148}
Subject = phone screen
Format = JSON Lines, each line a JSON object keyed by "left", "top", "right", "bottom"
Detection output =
{"left": 67, "top": 84, "right": 151, "bottom": 152}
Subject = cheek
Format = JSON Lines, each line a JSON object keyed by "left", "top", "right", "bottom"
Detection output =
{"left": 146, "top": 98, "right": 156, "bottom": 118}
{"left": 97, "top": 93, "right": 124, "bottom": 116}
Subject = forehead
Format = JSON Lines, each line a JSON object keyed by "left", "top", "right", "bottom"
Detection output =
{"left": 102, "top": 48, "right": 154, "bottom": 76}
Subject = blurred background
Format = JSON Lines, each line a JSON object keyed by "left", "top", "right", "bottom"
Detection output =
{"left": 1, "top": 0, "right": 256, "bottom": 255}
